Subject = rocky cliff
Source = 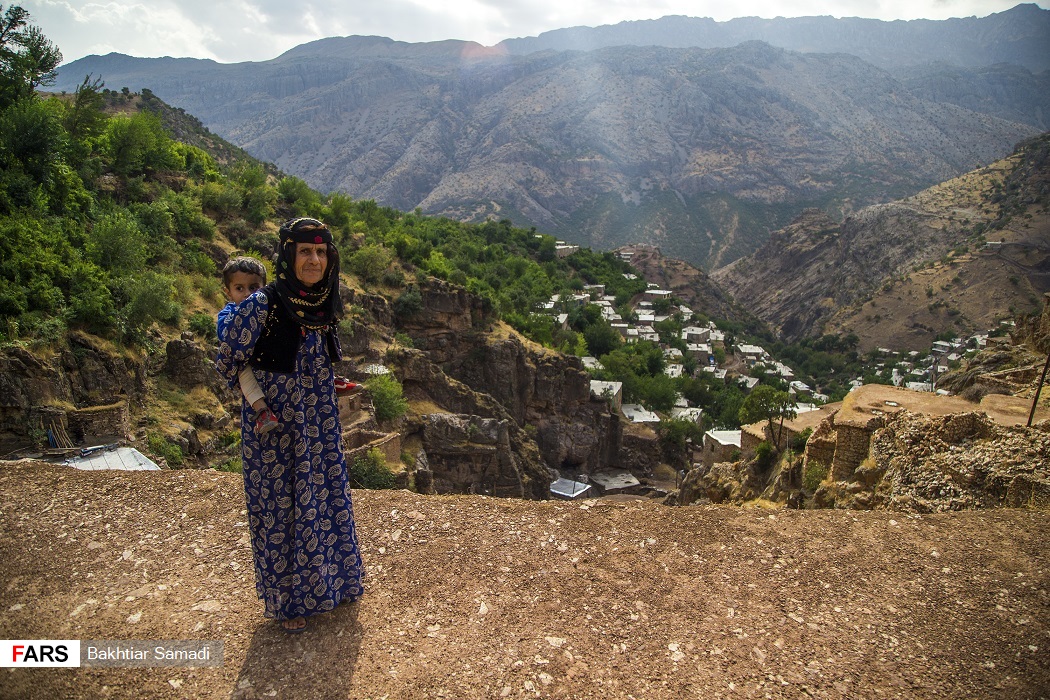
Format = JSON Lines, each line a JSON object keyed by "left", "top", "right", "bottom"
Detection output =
{"left": 384, "top": 278, "right": 631, "bottom": 495}
{"left": 0, "top": 332, "right": 148, "bottom": 455}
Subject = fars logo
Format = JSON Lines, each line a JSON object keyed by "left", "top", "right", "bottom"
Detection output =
{"left": 1, "top": 640, "right": 81, "bottom": 667}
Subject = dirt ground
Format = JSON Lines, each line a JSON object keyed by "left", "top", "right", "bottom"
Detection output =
{"left": 1, "top": 459, "right": 1048, "bottom": 700}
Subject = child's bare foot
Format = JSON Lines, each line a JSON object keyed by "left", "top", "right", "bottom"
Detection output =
{"left": 255, "top": 409, "right": 279, "bottom": 434}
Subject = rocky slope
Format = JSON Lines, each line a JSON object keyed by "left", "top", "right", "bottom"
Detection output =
{"left": 612, "top": 244, "right": 741, "bottom": 322}
{"left": 712, "top": 133, "right": 1050, "bottom": 350}
{"left": 1, "top": 459, "right": 1047, "bottom": 699}
{"left": 55, "top": 36, "right": 1041, "bottom": 270}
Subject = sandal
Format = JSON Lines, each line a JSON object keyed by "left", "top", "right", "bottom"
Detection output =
{"left": 279, "top": 617, "right": 307, "bottom": 634}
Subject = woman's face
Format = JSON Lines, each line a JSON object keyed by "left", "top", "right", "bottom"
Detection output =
{"left": 294, "top": 242, "right": 328, "bottom": 286}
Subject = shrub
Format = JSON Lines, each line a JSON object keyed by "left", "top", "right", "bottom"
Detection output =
{"left": 381, "top": 268, "right": 405, "bottom": 288}
{"left": 346, "top": 244, "right": 393, "bottom": 284}
{"left": 214, "top": 456, "right": 241, "bottom": 473}
{"left": 393, "top": 286, "right": 423, "bottom": 319}
{"left": 147, "top": 432, "right": 184, "bottom": 468}
{"left": 754, "top": 440, "right": 776, "bottom": 470}
{"left": 188, "top": 312, "right": 216, "bottom": 339}
{"left": 349, "top": 447, "right": 396, "bottom": 489}
{"left": 366, "top": 373, "right": 409, "bottom": 422}
{"left": 802, "top": 459, "right": 828, "bottom": 492}
{"left": 791, "top": 427, "right": 813, "bottom": 452}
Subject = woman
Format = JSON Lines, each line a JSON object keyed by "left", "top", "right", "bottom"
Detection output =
{"left": 215, "top": 217, "right": 364, "bottom": 633}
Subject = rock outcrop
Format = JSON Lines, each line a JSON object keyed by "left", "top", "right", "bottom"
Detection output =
{"left": 670, "top": 408, "right": 1050, "bottom": 512}
{"left": 0, "top": 332, "right": 147, "bottom": 453}
{"left": 389, "top": 278, "right": 634, "bottom": 491}
{"left": 415, "top": 414, "right": 529, "bottom": 498}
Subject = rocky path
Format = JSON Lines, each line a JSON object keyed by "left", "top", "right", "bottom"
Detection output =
{"left": 1, "top": 460, "right": 1047, "bottom": 699}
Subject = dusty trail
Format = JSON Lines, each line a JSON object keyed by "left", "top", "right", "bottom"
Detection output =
{"left": 1, "top": 460, "right": 1047, "bottom": 699}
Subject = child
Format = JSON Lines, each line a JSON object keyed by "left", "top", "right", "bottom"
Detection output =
{"left": 218, "top": 256, "right": 280, "bottom": 434}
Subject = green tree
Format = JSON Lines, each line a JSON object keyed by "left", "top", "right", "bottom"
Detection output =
{"left": 102, "top": 111, "right": 180, "bottom": 177}
{"left": 347, "top": 244, "right": 394, "bottom": 284}
{"left": 583, "top": 319, "right": 621, "bottom": 357}
{"left": 738, "top": 385, "right": 796, "bottom": 445}
{"left": 63, "top": 74, "right": 106, "bottom": 141}
{"left": 86, "top": 210, "right": 147, "bottom": 273}
{"left": 0, "top": 5, "right": 61, "bottom": 108}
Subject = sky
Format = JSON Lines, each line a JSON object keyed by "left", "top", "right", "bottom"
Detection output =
{"left": 22, "top": 0, "right": 1048, "bottom": 66}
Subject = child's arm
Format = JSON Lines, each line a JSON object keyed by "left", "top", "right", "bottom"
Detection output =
{"left": 238, "top": 366, "right": 267, "bottom": 412}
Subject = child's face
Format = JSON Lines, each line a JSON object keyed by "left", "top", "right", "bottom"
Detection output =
{"left": 224, "top": 271, "right": 264, "bottom": 303}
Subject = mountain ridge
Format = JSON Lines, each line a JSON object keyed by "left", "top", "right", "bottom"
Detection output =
{"left": 497, "top": 4, "right": 1050, "bottom": 72}
{"left": 55, "top": 36, "right": 1041, "bottom": 269}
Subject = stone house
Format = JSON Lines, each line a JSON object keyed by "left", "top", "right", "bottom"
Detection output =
{"left": 701, "top": 430, "right": 741, "bottom": 467}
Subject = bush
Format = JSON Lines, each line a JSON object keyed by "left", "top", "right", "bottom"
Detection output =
{"left": 393, "top": 286, "right": 423, "bottom": 319}
{"left": 381, "top": 268, "right": 405, "bottom": 288}
{"left": 147, "top": 433, "right": 184, "bottom": 468}
{"left": 349, "top": 447, "right": 396, "bottom": 489}
{"left": 188, "top": 312, "right": 216, "bottom": 339}
{"left": 347, "top": 244, "right": 394, "bottom": 284}
{"left": 802, "top": 459, "right": 828, "bottom": 492}
{"left": 366, "top": 373, "right": 409, "bottom": 422}
{"left": 791, "top": 427, "right": 813, "bottom": 452}
{"left": 754, "top": 440, "right": 776, "bottom": 470}
{"left": 214, "top": 456, "right": 241, "bottom": 473}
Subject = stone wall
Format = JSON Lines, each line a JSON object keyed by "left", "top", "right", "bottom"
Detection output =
{"left": 68, "top": 400, "right": 132, "bottom": 445}
{"left": 830, "top": 423, "right": 878, "bottom": 480}
{"left": 740, "top": 426, "right": 765, "bottom": 458}
{"left": 802, "top": 414, "right": 838, "bottom": 475}
{"left": 344, "top": 428, "right": 402, "bottom": 469}
{"left": 701, "top": 436, "right": 740, "bottom": 469}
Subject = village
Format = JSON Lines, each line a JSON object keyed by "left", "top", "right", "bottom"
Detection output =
{"left": 536, "top": 243, "right": 1017, "bottom": 499}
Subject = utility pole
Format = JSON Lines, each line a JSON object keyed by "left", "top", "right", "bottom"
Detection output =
{"left": 1027, "top": 293, "right": 1050, "bottom": 427}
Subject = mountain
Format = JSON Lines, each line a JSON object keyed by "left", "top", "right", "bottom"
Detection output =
{"left": 499, "top": 4, "right": 1050, "bottom": 72}
{"left": 53, "top": 8, "right": 1047, "bottom": 270}
{"left": 710, "top": 133, "right": 1050, "bottom": 351}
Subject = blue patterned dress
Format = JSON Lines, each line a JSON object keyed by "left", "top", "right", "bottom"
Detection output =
{"left": 215, "top": 291, "right": 364, "bottom": 620}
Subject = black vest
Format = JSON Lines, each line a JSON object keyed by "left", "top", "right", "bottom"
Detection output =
{"left": 248, "top": 285, "right": 341, "bottom": 373}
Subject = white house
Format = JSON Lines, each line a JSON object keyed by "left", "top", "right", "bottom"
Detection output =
{"left": 702, "top": 430, "right": 742, "bottom": 467}
{"left": 739, "top": 376, "right": 760, "bottom": 391}
{"left": 738, "top": 344, "right": 767, "bottom": 365}
{"left": 622, "top": 404, "right": 660, "bottom": 423}
{"left": 581, "top": 356, "right": 603, "bottom": 371}
{"left": 681, "top": 326, "right": 710, "bottom": 343}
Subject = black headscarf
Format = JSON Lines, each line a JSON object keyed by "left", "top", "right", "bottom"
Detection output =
{"left": 273, "top": 217, "right": 342, "bottom": 329}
